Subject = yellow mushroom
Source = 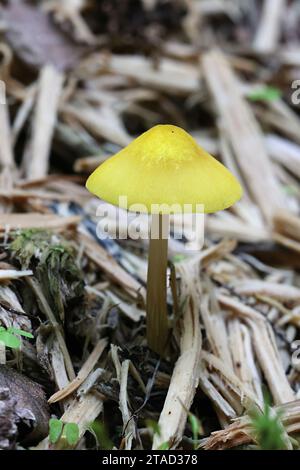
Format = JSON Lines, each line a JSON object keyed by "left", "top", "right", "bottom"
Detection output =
{"left": 86, "top": 124, "right": 242, "bottom": 355}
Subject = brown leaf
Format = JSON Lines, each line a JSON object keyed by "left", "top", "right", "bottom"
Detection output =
{"left": 1, "top": 0, "right": 86, "bottom": 71}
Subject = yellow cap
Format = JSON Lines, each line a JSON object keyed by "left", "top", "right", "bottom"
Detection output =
{"left": 86, "top": 125, "right": 242, "bottom": 213}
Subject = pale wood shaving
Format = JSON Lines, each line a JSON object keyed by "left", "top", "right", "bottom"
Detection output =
{"left": 0, "top": 269, "right": 33, "bottom": 280}
{"left": 0, "top": 96, "right": 15, "bottom": 193}
{"left": 51, "top": 340, "right": 72, "bottom": 411}
{"left": 23, "top": 65, "right": 63, "bottom": 180}
{"left": 48, "top": 338, "right": 108, "bottom": 403}
{"left": 0, "top": 213, "right": 81, "bottom": 231}
{"left": 218, "top": 294, "right": 295, "bottom": 404}
{"left": 267, "top": 134, "right": 300, "bottom": 180}
{"left": 27, "top": 277, "right": 76, "bottom": 381}
{"left": 198, "top": 371, "right": 236, "bottom": 419}
{"left": 79, "top": 231, "right": 146, "bottom": 302}
{"left": 202, "top": 50, "right": 284, "bottom": 223}
{"left": 253, "top": 0, "right": 285, "bottom": 54}
{"left": 273, "top": 232, "right": 300, "bottom": 254}
{"left": 119, "top": 359, "right": 136, "bottom": 450}
{"left": 78, "top": 53, "right": 200, "bottom": 95}
{"left": 232, "top": 279, "right": 300, "bottom": 302}
{"left": 273, "top": 210, "right": 300, "bottom": 242}
{"left": 153, "top": 257, "right": 202, "bottom": 449}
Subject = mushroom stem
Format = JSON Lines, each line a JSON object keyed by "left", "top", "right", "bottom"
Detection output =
{"left": 146, "top": 213, "right": 169, "bottom": 355}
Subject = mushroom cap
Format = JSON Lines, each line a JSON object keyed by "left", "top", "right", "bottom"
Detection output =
{"left": 86, "top": 125, "right": 242, "bottom": 214}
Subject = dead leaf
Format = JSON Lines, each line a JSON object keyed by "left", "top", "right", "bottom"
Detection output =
{"left": 1, "top": 0, "right": 86, "bottom": 71}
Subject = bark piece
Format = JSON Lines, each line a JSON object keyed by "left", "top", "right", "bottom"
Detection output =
{"left": 0, "top": 366, "right": 50, "bottom": 446}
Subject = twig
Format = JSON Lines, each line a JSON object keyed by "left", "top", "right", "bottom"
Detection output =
{"left": 0, "top": 213, "right": 81, "bottom": 231}
{"left": 79, "top": 232, "right": 146, "bottom": 302}
{"left": 0, "top": 96, "right": 15, "bottom": 192}
{"left": 218, "top": 294, "right": 295, "bottom": 404}
{"left": 253, "top": 0, "right": 285, "bottom": 54}
{"left": 27, "top": 277, "right": 75, "bottom": 381}
{"left": 120, "top": 359, "right": 136, "bottom": 450}
{"left": 48, "top": 338, "right": 108, "bottom": 403}
{"left": 23, "top": 65, "right": 64, "bottom": 179}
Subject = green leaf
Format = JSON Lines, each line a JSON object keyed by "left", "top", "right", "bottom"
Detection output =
{"left": 250, "top": 402, "right": 287, "bottom": 450}
{"left": 49, "top": 418, "right": 63, "bottom": 444}
{"left": 0, "top": 331, "right": 21, "bottom": 349}
{"left": 282, "top": 184, "right": 299, "bottom": 196}
{"left": 7, "top": 327, "right": 34, "bottom": 339}
{"left": 188, "top": 413, "right": 203, "bottom": 449}
{"left": 172, "top": 254, "right": 187, "bottom": 263}
{"left": 248, "top": 86, "right": 281, "bottom": 102}
{"left": 158, "top": 441, "right": 170, "bottom": 450}
{"left": 88, "top": 420, "right": 113, "bottom": 450}
{"left": 64, "top": 422, "right": 79, "bottom": 446}
{"left": 189, "top": 414, "right": 200, "bottom": 439}
{"left": 145, "top": 419, "right": 161, "bottom": 437}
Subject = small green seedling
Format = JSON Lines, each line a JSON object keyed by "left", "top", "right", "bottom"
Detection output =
{"left": 171, "top": 254, "right": 187, "bottom": 263}
{"left": 188, "top": 412, "right": 204, "bottom": 450}
{"left": 88, "top": 420, "right": 114, "bottom": 450}
{"left": 146, "top": 419, "right": 161, "bottom": 437}
{"left": 248, "top": 86, "right": 281, "bottom": 102}
{"left": 49, "top": 418, "right": 79, "bottom": 447}
{"left": 145, "top": 420, "right": 170, "bottom": 450}
{"left": 49, "top": 418, "right": 63, "bottom": 444}
{"left": 249, "top": 401, "right": 288, "bottom": 450}
{"left": 158, "top": 441, "right": 170, "bottom": 450}
{"left": 0, "top": 326, "right": 34, "bottom": 349}
{"left": 64, "top": 423, "right": 80, "bottom": 446}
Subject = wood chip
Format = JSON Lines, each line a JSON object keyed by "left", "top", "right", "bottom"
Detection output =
{"left": 0, "top": 213, "right": 81, "bottom": 231}
{"left": 153, "top": 258, "right": 202, "bottom": 449}
{"left": 202, "top": 50, "right": 284, "bottom": 223}
{"left": 253, "top": 0, "right": 285, "bottom": 53}
{"left": 232, "top": 279, "right": 300, "bottom": 302}
{"left": 23, "top": 65, "right": 64, "bottom": 180}
{"left": 119, "top": 359, "right": 136, "bottom": 450}
{"left": 0, "top": 97, "right": 15, "bottom": 192}
{"left": 273, "top": 210, "right": 300, "bottom": 242}
{"left": 48, "top": 338, "right": 108, "bottom": 403}
{"left": 79, "top": 53, "right": 200, "bottom": 95}
{"left": 0, "top": 269, "right": 33, "bottom": 280}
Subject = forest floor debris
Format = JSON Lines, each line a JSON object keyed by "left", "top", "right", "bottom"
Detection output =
{"left": 0, "top": 0, "right": 300, "bottom": 451}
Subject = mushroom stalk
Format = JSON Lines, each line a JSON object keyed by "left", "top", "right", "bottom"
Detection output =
{"left": 146, "top": 213, "right": 169, "bottom": 355}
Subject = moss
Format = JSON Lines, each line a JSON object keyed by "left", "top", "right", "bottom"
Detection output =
{"left": 9, "top": 230, "right": 84, "bottom": 322}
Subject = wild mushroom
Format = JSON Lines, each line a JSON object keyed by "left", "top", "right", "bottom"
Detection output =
{"left": 86, "top": 125, "right": 242, "bottom": 355}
